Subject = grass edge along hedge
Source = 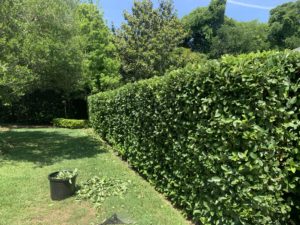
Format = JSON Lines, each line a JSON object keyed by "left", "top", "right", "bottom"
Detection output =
{"left": 89, "top": 51, "right": 300, "bottom": 225}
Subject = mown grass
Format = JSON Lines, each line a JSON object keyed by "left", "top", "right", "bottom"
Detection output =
{"left": 0, "top": 128, "right": 190, "bottom": 225}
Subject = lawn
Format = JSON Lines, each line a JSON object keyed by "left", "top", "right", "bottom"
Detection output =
{"left": 0, "top": 128, "right": 190, "bottom": 225}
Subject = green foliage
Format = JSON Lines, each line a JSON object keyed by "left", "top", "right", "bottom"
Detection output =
{"left": 0, "top": 90, "right": 87, "bottom": 124}
{"left": 210, "top": 20, "right": 270, "bottom": 58}
{"left": 52, "top": 118, "right": 88, "bottom": 129}
{"left": 183, "top": 1, "right": 271, "bottom": 58}
{"left": 0, "top": 0, "right": 83, "bottom": 102}
{"left": 21, "top": 0, "right": 82, "bottom": 95}
{"left": 115, "top": 0, "right": 188, "bottom": 81}
{"left": 0, "top": 0, "right": 115, "bottom": 123}
{"left": 0, "top": 0, "right": 37, "bottom": 102}
{"left": 54, "top": 169, "right": 78, "bottom": 184}
{"left": 182, "top": 0, "right": 226, "bottom": 53}
{"left": 89, "top": 51, "right": 300, "bottom": 224}
{"left": 76, "top": 176, "right": 130, "bottom": 208}
{"left": 169, "top": 47, "right": 208, "bottom": 70}
{"left": 0, "top": 61, "right": 35, "bottom": 103}
{"left": 268, "top": 0, "right": 300, "bottom": 50}
{"left": 77, "top": 3, "right": 121, "bottom": 93}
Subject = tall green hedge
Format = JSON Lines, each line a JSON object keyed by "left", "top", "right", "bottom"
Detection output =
{"left": 89, "top": 51, "right": 300, "bottom": 224}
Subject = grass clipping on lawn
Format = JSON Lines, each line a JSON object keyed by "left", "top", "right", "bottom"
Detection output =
{"left": 76, "top": 176, "right": 131, "bottom": 209}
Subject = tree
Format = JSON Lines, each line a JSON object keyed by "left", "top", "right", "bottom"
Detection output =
{"left": 1, "top": 0, "right": 122, "bottom": 122}
{"left": 183, "top": 0, "right": 272, "bottom": 58}
{"left": 208, "top": 0, "right": 227, "bottom": 33}
{"left": 182, "top": 0, "right": 227, "bottom": 53}
{"left": 210, "top": 20, "right": 270, "bottom": 58}
{"left": 21, "top": 0, "right": 82, "bottom": 97}
{"left": 76, "top": 3, "right": 121, "bottom": 93}
{"left": 115, "top": 0, "right": 188, "bottom": 81}
{"left": 268, "top": 0, "right": 300, "bottom": 49}
{"left": 1, "top": 0, "right": 85, "bottom": 119}
{"left": 0, "top": 0, "right": 36, "bottom": 103}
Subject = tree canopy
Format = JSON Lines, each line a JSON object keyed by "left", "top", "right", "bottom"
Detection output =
{"left": 268, "top": 0, "right": 300, "bottom": 49}
{"left": 182, "top": 0, "right": 227, "bottom": 53}
{"left": 210, "top": 20, "right": 270, "bottom": 58}
{"left": 77, "top": 3, "right": 121, "bottom": 93}
{"left": 22, "top": 0, "right": 82, "bottom": 96}
{"left": 0, "top": 0, "right": 121, "bottom": 103}
{"left": 0, "top": 0, "right": 36, "bottom": 103}
{"left": 115, "top": 0, "right": 188, "bottom": 81}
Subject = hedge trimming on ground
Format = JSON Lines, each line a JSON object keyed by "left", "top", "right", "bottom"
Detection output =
{"left": 52, "top": 118, "right": 88, "bottom": 129}
{"left": 89, "top": 51, "right": 300, "bottom": 224}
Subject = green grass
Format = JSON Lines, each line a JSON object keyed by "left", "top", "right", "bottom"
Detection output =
{"left": 0, "top": 128, "right": 190, "bottom": 225}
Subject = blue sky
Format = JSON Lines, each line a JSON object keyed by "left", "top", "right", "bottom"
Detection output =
{"left": 95, "top": 0, "right": 295, "bottom": 27}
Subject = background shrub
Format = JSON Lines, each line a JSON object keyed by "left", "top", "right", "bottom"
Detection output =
{"left": 0, "top": 89, "right": 88, "bottom": 124}
{"left": 88, "top": 51, "right": 300, "bottom": 224}
{"left": 52, "top": 118, "right": 88, "bottom": 129}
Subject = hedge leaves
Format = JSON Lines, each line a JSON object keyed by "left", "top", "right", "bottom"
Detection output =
{"left": 89, "top": 51, "right": 300, "bottom": 224}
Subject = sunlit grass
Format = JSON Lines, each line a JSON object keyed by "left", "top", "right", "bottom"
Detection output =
{"left": 0, "top": 128, "right": 190, "bottom": 225}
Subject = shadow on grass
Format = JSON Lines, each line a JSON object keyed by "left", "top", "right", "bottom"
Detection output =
{"left": 0, "top": 129, "right": 105, "bottom": 167}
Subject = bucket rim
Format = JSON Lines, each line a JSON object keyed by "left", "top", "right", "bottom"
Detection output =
{"left": 48, "top": 171, "right": 77, "bottom": 182}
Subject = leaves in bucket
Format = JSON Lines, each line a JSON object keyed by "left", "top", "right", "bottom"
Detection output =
{"left": 55, "top": 169, "right": 78, "bottom": 184}
{"left": 76, "top": 176, "right": 131, "bottom": 208}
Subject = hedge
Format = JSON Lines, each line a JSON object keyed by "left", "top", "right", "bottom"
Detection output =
{"left": 88, "top": 51, "right": 300, "bottom": 224}
{"left": 52, "top": 118, "right": 88, "bottom": 129}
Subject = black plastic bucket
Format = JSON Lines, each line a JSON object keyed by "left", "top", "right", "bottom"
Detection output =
{"left": 48, "top": 171, "right": 77, "bottom": 201}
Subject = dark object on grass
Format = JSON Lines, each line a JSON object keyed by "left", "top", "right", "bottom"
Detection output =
{"left": 100, "top": 214, "right": 127, "bottom": 225}
{"left": 48, "top": 170, "right": 77, "bottom": 200}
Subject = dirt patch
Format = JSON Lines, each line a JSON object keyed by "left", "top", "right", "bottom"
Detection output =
{"left": 24, "top": 201, "right": 97, "bottom": 225}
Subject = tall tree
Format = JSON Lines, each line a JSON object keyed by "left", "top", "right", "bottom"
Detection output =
{"left": 21, "top": 0, "right": 82, "bottom": 96}
{"left": 115, "top": 0, "right": 188, "bottom": 81}
{"left": 0, "top": 0, "right": 36, "bottom": 103}
{"left": 76, "top": 3, "right": 121, "bottom": 93}
{"left": 268, "top": 0, "right": 300, "bottom": 49}
{"left": 182, "top": 0, "right": 227, "bottom": 53}
{"left": 208, "top": 0, "right": 227, "bottom": 33}
{"left": 210, "top": 20, "right": 270, "bottom": 58}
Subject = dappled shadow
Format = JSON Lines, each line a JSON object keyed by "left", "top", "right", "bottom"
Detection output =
{"left": 0, "top": 129, "right": 106, "bottom": 167}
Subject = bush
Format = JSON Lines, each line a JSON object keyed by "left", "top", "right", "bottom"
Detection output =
{"left": 168, "top": 47, "right": 208, "bottom": 71}
{"left": 0, "top": 89, "right": 88, "bottom": 124}
{"left": 52, "top": 118, "right": 88, "bottom": 129}
{"left": 88, "top": 51, "right": 300, "bottom": 224}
